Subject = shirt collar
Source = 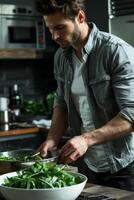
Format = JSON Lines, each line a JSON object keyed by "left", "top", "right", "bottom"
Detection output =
{"left": 63, "top": 22, "right": 99, "bottom": 59}
{"left": 83, "top": 22, "right": 98, "bottom": 55}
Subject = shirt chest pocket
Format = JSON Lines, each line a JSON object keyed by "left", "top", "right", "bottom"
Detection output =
{"left": 88, "top": 75, "right": 115, "bottom": 108}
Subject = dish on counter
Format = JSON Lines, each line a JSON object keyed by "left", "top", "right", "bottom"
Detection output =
{"left": 0, "top": 162, "right": 87, "bottom": 200}
{"left": 0, "top": 148, "right": 58, "bottom": 167}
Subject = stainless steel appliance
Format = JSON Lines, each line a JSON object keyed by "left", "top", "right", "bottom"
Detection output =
{"left": 108, "top": 0, "right": 134, "bottom": 47}
{"left": 0, "top": 4, "right": 46, "bottom": 49}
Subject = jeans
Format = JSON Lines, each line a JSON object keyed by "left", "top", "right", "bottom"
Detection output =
{"left": 78, "top": 160, "right": 134, "bottom": 192}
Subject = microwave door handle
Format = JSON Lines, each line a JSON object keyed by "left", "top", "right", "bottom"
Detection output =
{"left": 4, "top": 16, "right": 28, "bottom": 20}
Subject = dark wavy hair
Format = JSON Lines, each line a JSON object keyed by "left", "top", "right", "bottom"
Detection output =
{"left": 36, "top": 0, "right": 86, "bottom": 20}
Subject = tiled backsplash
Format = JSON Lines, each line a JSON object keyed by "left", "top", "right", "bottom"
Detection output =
{"left": 0, "top": 56, "right": 57, "bottom": 102}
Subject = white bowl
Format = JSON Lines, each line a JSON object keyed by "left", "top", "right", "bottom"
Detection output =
{"left": 0, "top": 171, "right": 87, "bottom": 200}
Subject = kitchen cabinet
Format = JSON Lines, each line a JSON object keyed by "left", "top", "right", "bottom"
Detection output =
{"left": 108, "top": 0, "right": 134, "bottom": 47}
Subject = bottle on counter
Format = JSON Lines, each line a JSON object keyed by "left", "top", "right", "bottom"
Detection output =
{"left": 0, "top": 97, "right": 9, "bottom": 131}
{"left": 9, "top": 84, "right": 22, "bottom": 118}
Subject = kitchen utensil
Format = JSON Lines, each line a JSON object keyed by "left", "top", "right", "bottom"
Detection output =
{"left": 0, "top": 123, "right": 9, "bottom": 131}
{"left": 0, "top": 110, "right": 9, "bottom": 124}
{"left": 0, "top": 97, "right": 9, "bottom": 111}
{"left": 29, "top": 151, "right": 40, "bottom": 158}
{"left": 0, "top": 170, "right": 87, "bottom": 200}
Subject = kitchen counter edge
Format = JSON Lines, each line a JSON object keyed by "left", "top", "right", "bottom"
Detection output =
{"left": 0, "top": 127, "right": 48, "bottom": 137}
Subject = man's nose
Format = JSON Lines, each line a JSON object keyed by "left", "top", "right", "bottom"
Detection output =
{"left": 51, "top": 31, "right": 60, "bottom": 40}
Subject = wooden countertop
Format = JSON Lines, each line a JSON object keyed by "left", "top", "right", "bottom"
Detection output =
{"left": 0, "top": 127, "right": 47, "bottom": 137}
{"left": 0, "top": 49, "right": 43, "bottom": 59}
{"left": 0, "top": 49, "right": 55, "bottom": 59}
{"left": 83, "top": 183, "right": 134, "bottom": 199}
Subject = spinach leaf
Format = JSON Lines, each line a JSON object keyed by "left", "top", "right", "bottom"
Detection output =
{"left": 3, "top": 162, "right": 81, "bottom": 189}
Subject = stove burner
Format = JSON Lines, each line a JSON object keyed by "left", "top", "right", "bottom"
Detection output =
{"left": 76, "top": 194, "right": 116, "bottom": 200}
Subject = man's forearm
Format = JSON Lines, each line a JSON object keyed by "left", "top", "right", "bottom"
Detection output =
{"left": 82, "top": 115, "right": 134, "bottom": 147}
{"left": 46, "top": 106, "right": 68, "bottom": 146}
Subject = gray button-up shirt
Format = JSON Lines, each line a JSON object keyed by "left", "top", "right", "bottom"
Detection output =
{"left": 53, "top": 22, "right": 134, "bottom": 173}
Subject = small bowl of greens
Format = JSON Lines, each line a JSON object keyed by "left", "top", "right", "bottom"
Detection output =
{"left": 0, "top": 148, "right": 58, "bottom": 168}
{"left": 0, "top": 162, "right": 87, "bottom": 200}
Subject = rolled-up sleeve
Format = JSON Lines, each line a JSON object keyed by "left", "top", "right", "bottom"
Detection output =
{"left": 111, "top": 43, "right": 134, "bottom": 123}
{"left": 53, "top": 49, "right": 68, "bottom": 110}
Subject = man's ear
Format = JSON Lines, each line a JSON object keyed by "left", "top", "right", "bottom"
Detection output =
{"left": 77, "top": 10, "right": 86, "bottom": 23}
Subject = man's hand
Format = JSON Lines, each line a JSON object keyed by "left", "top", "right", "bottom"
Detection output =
{"left": 59, "top": 135, "right": 89, "bottom": 164}
{"left": 38, "top": 139, "right": 56, "bottom": 157}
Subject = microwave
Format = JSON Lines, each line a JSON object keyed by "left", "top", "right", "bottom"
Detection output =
{"left": 0, "top": 4, "right": 46, "bottom": 49}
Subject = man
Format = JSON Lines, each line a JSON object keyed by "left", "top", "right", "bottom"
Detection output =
{"left": 36, "top": 0, "right": 134, "bottom": 191}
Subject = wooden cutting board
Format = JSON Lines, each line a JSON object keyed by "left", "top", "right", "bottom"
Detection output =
{"left": 83, "top": 183, "right": 134, "bottom": 199}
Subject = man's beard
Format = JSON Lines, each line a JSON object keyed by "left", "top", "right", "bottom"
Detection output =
{"left": 71, "top": 23, "right": 81, "bottom": 45}
{"left": 59, "top": 23, "right": 81, "bottom": 49}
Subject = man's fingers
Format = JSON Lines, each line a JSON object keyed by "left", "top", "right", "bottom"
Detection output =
{"left": 59, "top": 149, "right": 80, "bottom": 164}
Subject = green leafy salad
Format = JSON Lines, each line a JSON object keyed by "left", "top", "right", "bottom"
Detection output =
{"left": 2, "top": 162, "right": 81, "bottom": 189}
{"left": 0, "top": 155, "right": 16, "bottom": 161}
{"left": 0, "top": 154, "right": 42, "bottom": 162}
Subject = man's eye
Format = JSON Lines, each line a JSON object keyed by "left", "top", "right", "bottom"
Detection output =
{"left": 56, "top": 26, "right": 65, "bottom": 30}
{"left": 49, "top": 26, "right": 65, "bottom": 33}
